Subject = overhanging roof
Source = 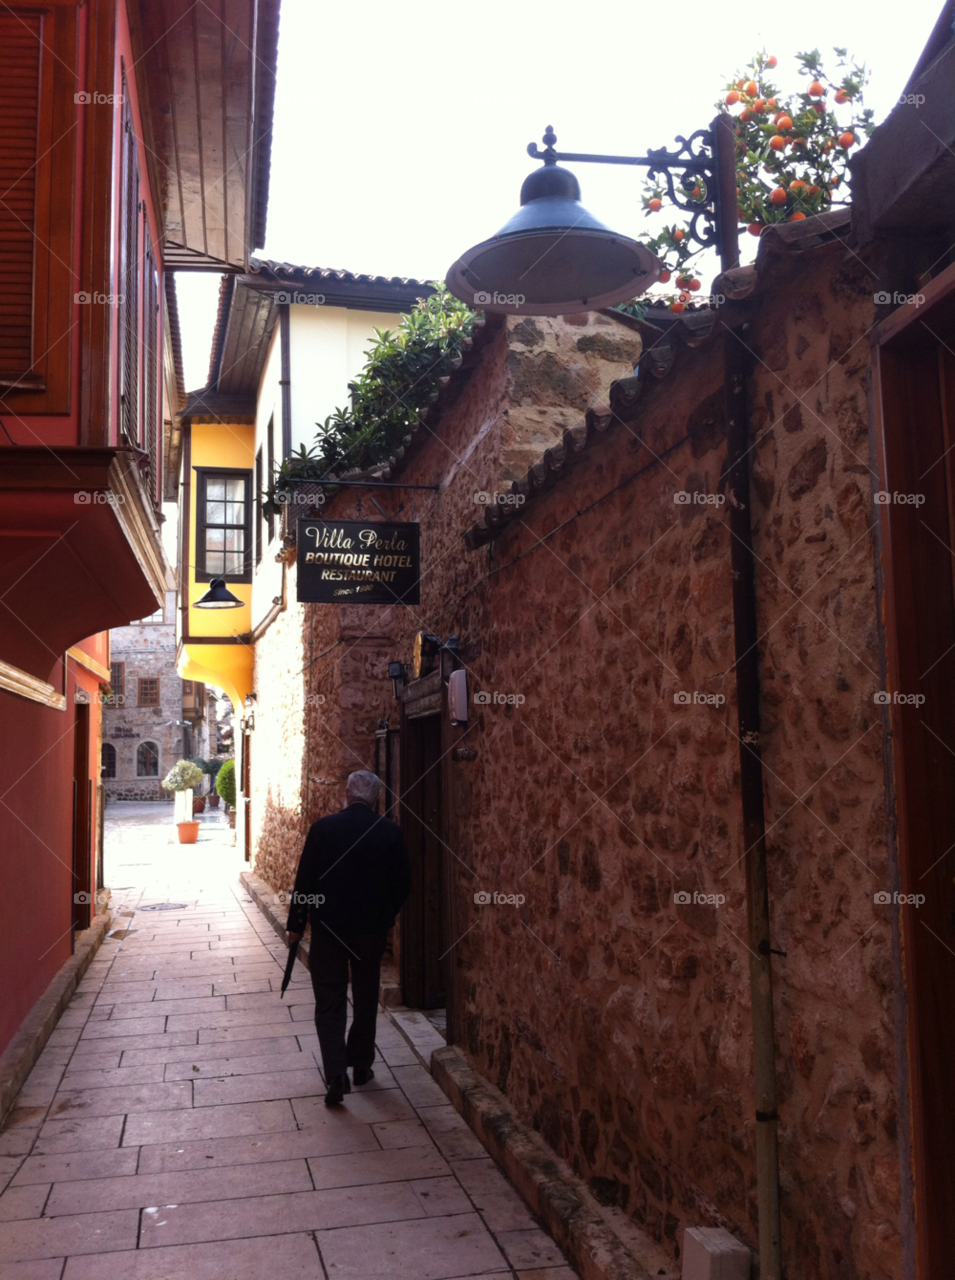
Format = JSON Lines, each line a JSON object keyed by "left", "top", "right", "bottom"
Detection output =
{"left": 184, "top": 260, "right": 435, "bottom": 411}
{"left": 130, "top": 0, "right": 280, "bottom": 271}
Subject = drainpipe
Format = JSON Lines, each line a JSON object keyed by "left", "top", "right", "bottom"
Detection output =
{"left": 713, "top": 112, "right": 783, "bottom": 1280}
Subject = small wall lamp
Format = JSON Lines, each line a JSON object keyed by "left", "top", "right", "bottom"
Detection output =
{"left": 195, "top": 578, "right": 243, "bottom": 609}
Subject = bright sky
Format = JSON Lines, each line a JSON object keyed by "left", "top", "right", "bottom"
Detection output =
{"left": 175, "top": 0, "right": 944, "bottom": 391}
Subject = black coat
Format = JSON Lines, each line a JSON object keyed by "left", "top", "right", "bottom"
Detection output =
{"left": 286, "top": 802, "right": 411, "bottom": 937}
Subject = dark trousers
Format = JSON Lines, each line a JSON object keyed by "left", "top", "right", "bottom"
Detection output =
{"left": 308, "top": 924, "right": 386, "bottom": 1081}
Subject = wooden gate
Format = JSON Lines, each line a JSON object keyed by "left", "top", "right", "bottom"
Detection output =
{"left": 873, "top": 265, "right": 955, "bottom": 1277}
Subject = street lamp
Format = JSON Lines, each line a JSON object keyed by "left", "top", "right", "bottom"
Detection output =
{"left": 446, "top": 118, "right": 740, "bottom": 315}
{"left": 195, "top": 577, "right": 243, "bottom": 608}
{"left": 447, "top": 117, "right": 783, "bottom": 1280}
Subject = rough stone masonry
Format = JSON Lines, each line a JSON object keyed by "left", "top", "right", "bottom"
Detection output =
{"left": 249, "top": 251, "right": 898, "bottom": 1280}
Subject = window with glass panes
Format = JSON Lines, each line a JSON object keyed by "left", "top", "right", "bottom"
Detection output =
{"left": 138, "top": 678, "right": 160, "bottom": 707}
{"left": 108, "top": 662, "right": 125, "bottom": 705}
{"left": 197, "top": 470, "right": 252, "bottom": 581}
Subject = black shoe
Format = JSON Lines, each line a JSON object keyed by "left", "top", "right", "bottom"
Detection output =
{"left": 352, "top": 1067, "right": 374, "bottom": 1086}
{"left": 324, "top": 1073, "right": 352, "bottom": 1106}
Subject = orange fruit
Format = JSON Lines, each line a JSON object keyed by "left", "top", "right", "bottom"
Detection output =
{"left": 791, "top": 137, "right": 807, "bottom": 147}
{"left": 835, "top": 89, "right": 850, "bottom": 104}
{"left": 688, "top": 278, "right": 701, "bottom": 291}
{"left": 790, "top": 212, "right": 807, "bottom": 220}
{"left": 807, "top": 184, "right": 820, "bottom": 195}
{"left": 672, "top": 228, "right": 685, "bottom": 241}
{"left": 648, "top": 197, "right": 662, "bottom": 212}
{"left": 748, "top": 222, "right": 764, "bottom": 236}
{"left": 769, "top": 136, "right": 786, "bottom": 151}
{"left": 691, "top": 186, "right": 703, "bottom": 199}
{"left": 739, "top": 109, "right": 751, "bottom": 122}
{"left": 725, "top": 91, "right": 740, "bottom": 105}
{"left": 839, "top": 131, "right": 854, "bottom": 148}
{"left": 808, "top": 80, "right": 825, "bottom": 96}
{"left": 766, "top": 56, "right": 777, "bottom": 68}
{"left": 776, "top": 114, "right": 793, "bottom": 131}
{"left": 790, "top": 179, "right": 806, "bottom": 191}
{"left": 769, "top": 186, "right": 787, "bottom": 205}
{"left": 753, "top": 99, "right": 766, "bottom": 113}
{"left": 670, "top": 301, "right": 686, "bottom": 313}
{"left": 767, "top": 97, "right": 777, "bottom": 109}
{"left": 813, "top": 103, "right": 825, "bottom": 114}
{"left": 658, "top": 269, "right": 671, "bottom": 283}
{"left": 744, "top": 80, "right": 759, "bottom": 97}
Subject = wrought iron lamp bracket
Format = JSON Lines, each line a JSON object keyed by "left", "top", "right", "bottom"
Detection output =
{"left": 526, "top": 126, "right": 719, "bottom": 252}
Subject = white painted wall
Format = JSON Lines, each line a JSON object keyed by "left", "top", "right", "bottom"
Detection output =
{"left": 250, "top": 303, "right": 405, "bottom": 631}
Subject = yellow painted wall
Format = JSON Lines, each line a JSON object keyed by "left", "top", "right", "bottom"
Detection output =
{"left": 179, "top": 421, "right": 255, "bottom": 710}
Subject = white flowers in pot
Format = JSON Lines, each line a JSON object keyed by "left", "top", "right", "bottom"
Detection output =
{"left": 162, "top": 760, "right": 204, "bottom": 825}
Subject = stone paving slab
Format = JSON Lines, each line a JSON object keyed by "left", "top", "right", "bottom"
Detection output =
{"left": 61, "top": 1232, "right": 324, "bottom": 1280}
{"left": 0, "top": 810, "right": 581, "bottom": 1277}
{"left": 45, "top": 1156, "right": 313, "bottom": 1214}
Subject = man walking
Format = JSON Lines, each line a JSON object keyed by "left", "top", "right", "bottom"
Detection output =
{"left": 286, "top": 770, "right": 411, "bottom": 1106}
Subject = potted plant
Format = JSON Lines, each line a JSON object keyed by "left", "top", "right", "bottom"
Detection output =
{"left": 162, "top": 759, "right": 205, "bottom": 843}
{"left": 216, "top": 757, "right": 237, "bottom": 828}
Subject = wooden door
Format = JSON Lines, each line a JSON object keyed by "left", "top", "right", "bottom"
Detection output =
{"left": 399, "top": 713, "right": 446, "bottom": 1008}
{"left": 242, "top": 730, "right": 252, "bottom": 862}
{"left": 72, "top": 700, "right": 91, "bottom": 935}
{"left": 874, "top": 286, "right": 955, "bottom": 1276}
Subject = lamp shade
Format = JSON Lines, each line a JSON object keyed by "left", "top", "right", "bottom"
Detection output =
{"left": 447, "top": 159, "right": 660, "bottom": 316}
{"left": 195, "top": 577, "right": 243, "bottom": 608}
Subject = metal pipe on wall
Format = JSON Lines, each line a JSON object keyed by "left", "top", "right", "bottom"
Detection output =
{"left": 713, "top": 112, "right": 783, "bottom": 1279}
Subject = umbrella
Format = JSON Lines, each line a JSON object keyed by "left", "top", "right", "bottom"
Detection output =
{"left": 280, "top": 938, "right": 299, "bottom": 998}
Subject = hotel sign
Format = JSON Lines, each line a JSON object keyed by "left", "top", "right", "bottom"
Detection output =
{"left": 297, "top": 518, "right": 421, "bottom": 605}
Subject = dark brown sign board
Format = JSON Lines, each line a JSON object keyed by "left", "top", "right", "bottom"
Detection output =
{"left": 297, "top": 518, "right": 421, "bottom": 605}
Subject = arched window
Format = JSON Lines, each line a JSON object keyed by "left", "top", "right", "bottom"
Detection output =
{"left": 101, "top": 743, "right": 116, "bottom": 779}
{"left": 137, "top": 741, "right": 159, "bottom": 777}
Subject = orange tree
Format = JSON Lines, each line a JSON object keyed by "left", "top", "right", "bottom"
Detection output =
{"left": 634, "top": 49, "right": 874, "bottom": 311}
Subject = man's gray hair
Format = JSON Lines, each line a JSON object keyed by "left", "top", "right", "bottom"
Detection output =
{"left": 346, "top": 770, "right": 381, "bottom": 806}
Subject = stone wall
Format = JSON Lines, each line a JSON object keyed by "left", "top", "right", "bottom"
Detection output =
{"left": 246, "top": 285, "right": 899, "bottom": 1279}
{"left": 103, "top": 598, "right": 185, "bottom": 802}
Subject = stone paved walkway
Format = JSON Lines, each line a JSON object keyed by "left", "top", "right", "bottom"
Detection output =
{"left": 0, "top": 804, "right": 577, "bottom": 1279}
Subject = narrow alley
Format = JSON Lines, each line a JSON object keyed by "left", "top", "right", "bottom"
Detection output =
{"left": 0, "top": 804, "right": 574, "bottom": 1279}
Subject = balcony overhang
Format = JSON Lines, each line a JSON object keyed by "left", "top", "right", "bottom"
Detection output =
{"left": 851, "top": 32, "right": 955, "bottom": 245}
{"left": 130, "top": 0, "right": 280, "bottom": 270}
{"left": 0, "top": 449, "right": 168, "bottom": 681}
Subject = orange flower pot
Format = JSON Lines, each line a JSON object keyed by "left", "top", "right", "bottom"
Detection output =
{"left": 177, "top": 821, "right": 200, "bottom": 844}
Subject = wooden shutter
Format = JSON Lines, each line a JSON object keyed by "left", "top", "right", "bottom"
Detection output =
{"left": 255, "top": 448, "right": 263, "bottom": 565}
{"left": 0, "top": 15, "right": 41, "bottom": 382}
{"left": 118, "top": 78, "right": 140, "bottom": 445}
{"left": 143, "top": 221, "right": 160, "bottom": 503}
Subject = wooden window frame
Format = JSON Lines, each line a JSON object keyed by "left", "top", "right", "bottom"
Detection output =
{"left": 266, "top": 414, "right": 275, "bottom": 543}
{"left": 255, "top": 447, "right": 263, "bottom": 566}
{"left": 0, "top": 6, "right": 77, "bottom": 412}
{"left": 108, "top": 661, "right": 125, "bottom": 706}
{"left": 137, "top": 677, "right": 160, "bottom": 708}
{"left": 194, "top": 467, "right": 253, "bottom": 583}
{"left": 136, "top": 740, "right": 159, "bottom": 778}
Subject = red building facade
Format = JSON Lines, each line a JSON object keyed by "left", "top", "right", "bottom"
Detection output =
{"left": 0, "top": 0, "right": 278, "bottom": 1058}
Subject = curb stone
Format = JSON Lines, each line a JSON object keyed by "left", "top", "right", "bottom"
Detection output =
{"left": 432, "top": 1044, "right": 677, "bottom": 1280}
